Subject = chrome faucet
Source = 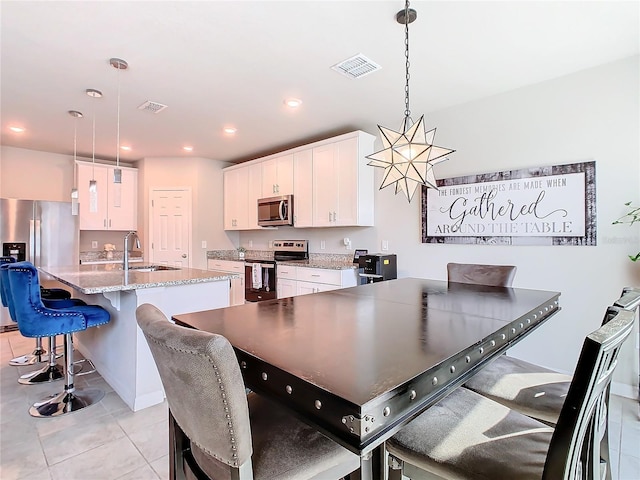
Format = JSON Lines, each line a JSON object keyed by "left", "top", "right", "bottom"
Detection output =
{"left": 123, "top": 231, "right": 141, "bottom": 271}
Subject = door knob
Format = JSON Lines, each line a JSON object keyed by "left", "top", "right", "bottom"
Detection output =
{"left": 182, "top": 254, "right": 187, "bottom": 258}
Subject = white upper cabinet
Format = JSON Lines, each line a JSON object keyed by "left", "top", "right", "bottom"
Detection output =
{"left": 76, "top": 161, "right": 137, "bottom": 231}
{"left": 224, "top": 163, "right": 263, "bottom": 230}
{"left": 222, "top": 130, "right": 375, "bottom": 230}
{"left": 292, "top": 149, "right": 313, "bottom": 228}
{"left": 261, "top": 154, "right": 293, "bottom": 197}
{"left": 223, "top": 166, "right": 249, "bottom": 230}
{"left": 311, "top": 132, "right": 375, "bottom": 227}
{"left": 247, "top": 163, "right": 262, "bottom": 229}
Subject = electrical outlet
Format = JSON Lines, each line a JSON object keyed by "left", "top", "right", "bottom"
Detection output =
{"left": 381, "top": 240, "right": 389, "bottom": 251}
{"left": 249, "top": 240, "right": 253, "bottom": 248}
{"left": 320, "top": 240, "right": 326, "bottom": 250}
{"left": 269, "top": 241, "right": 273, "bottom": 248}
{"left": 201, "top": 240, "right": 207, "bottom": 249}
{"left": 91, "top": 241, "right": 98, "bottom": 249}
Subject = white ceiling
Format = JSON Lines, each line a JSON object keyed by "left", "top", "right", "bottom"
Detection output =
{"left": 1, "top": 1, "right": 638, "bottom": 164}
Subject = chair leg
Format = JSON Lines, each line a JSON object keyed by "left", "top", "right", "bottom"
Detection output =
{"left": 28, "top": 333, "right": 104, "bottom": 418}
{"left": 18, "top": 336, "right": 64, "bottom": 385}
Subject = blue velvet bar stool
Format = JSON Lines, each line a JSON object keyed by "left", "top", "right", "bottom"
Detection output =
{"left": 7, "top": 262, "right": 111, "bottom": 417}
{"left": 1, "top": 255, "right": 71, "bottom": 367}
{"left": 1, "top": 262, "right": 88, "bottom": 384}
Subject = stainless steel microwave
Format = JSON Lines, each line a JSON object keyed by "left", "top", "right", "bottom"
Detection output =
{"left": 257, "top": 195, "right": 294, "bottom": 227}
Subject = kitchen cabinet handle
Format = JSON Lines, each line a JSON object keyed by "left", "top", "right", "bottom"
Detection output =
{"left": 328, "top": 212, "right": 332, "bottom": 222}
{"left": 311, "top": 274, "right": 321, "bottom": 277}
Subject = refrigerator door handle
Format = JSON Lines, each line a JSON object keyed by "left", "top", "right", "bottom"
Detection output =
{"left": 33, "top": 219, "right": 41, "bottom": 266}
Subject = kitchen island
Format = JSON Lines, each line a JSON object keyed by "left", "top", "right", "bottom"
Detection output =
{"left": 40, "top": 263, "right": 236, "bottom": 411}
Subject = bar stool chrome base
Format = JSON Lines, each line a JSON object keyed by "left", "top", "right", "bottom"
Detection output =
{"left": 29, "top": 388, "right": 105, "bottom": 418}
{"left": 18, "top": 364, "right": 64, "bottom": 384}
{"left": 9, "top": 338, "right": 63, "bottom": 366}
{"left": 9, "top": 352, "right": 46, "bottom": 366}
{"left": 17, "top": 336, "right": 66, "bottom": 384}
{"left": 9, "top": 338, "right": 47, "bottom": 366}
{"left": 28, "top": 334, "right": 104, "bottom": 418}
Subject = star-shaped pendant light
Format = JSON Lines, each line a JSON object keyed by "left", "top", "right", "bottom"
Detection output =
{"left": 366, "top": 1, "right": 454, "bottom": 202}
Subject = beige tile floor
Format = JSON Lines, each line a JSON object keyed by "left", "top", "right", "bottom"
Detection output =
{"left": 1, "top": 330, "right": 639, "bottom": 480}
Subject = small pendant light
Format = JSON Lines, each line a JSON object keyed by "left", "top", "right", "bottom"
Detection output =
{"left": 86, "top": 88, "right": 102, "bottom": 213}
{"left": 68, "top": 110, "right": 83, "bottom": 216}
{"left": 110, "top": 57, "right": 128, "bottom": 208}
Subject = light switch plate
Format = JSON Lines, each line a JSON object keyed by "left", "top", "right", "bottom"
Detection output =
{"left": 381, "top": 240, "right": 389, "bottom": 251}
{"left": 92, "top": 241, "right": 98, "bottom": 249}
{"left": 201, "top": 240, "right": 207, "bottom": 249}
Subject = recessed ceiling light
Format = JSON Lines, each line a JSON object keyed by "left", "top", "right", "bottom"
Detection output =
{"left": 284, "top": 98, "right": 303, "bottom": 108}
{"left": 223, "top": 127, "right": 237, "bottom": 134}
{"left": 183, "top": 146, "right": 194, "bottom": 152}
{"left": 9, "top": 126, "right": 25, "bottom": 133}
{"left": 120, "top": 145, "right": 132, "bottom": 151}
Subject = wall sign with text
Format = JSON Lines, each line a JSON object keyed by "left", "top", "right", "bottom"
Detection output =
{"left": 421, "top": 161, "right": 596, "bottom": 246}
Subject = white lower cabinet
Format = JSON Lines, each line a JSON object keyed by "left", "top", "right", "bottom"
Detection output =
{"left": 276, "top": 265, "right": 357, "bottom": 298}
{"left": 277, "top": 278, "right": 298, "bottom": 299}
{"left": 207, "top": 259, "right": 245, "bottom": 306}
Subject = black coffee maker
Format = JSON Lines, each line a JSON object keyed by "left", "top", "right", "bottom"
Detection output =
{"left": 358, "top": 254, "right": 397, "bottom": 284}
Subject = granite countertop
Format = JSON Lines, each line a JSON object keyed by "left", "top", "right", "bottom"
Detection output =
{"left": 41, "top": 264, "right": 237, "bottom": 295}
{"left": 207, "top": 250, "right": 358, "bottom": 270}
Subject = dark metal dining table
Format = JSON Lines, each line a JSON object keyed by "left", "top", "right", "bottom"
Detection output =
{"left": 173, "top": 277, "right": 560, "bottom": 479}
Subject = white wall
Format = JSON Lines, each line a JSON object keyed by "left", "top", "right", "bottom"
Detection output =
{"left": 0, "top": 147, "right": 77, "bottom": 200}
{"left": 137, "top": 156, "right": 236, "bottom": 269}
{"left": 240, "top": 56, "right": 640, "bottom": 397}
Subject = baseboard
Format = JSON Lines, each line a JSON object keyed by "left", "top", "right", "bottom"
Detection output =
{"left": 611, "top": 380, "right": 639, "bottom": 401}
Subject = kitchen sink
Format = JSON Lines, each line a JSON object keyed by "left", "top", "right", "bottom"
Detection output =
{"left": 127, "top": 265, "right": 181, "bottom": 272}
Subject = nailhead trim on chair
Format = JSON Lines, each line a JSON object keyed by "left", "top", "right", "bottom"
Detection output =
{"left": 146, "top": 336, "right": 241, "bottom": 467}
{"left": 14, "top": 267, "right": 110, "bottom": 336}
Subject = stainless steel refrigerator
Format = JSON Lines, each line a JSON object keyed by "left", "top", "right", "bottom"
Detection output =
{"left": 1, "top": 198, "right": 79, "bottom": 329}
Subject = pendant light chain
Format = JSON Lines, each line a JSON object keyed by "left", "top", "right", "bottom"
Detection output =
{"left": 116, "top": 63, "right": 121, "bottom": 168}
{"left": 403, "top": 0, "right": 411, "bottom": 126}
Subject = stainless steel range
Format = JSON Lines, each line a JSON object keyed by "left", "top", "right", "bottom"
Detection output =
{"left": 272, "top": 240, "right": 308, "bottom": 262}
{"left": 244, "top": 240, "right": 308, "bottom": 303}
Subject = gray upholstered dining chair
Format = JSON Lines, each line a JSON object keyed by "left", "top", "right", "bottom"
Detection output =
{"left": 386, "top": 305, "right": 635, "bottom": 480}
{"left": 136, "top": 303, "right": 360, "bottom": 480}
{"left": 446, "top": 262, "right": 517, "bottom": 287}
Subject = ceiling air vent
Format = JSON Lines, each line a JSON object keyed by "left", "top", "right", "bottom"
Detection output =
{"left": 138, "top": 100, "right": 168, "bottom": 114}
{"left": 331, "top": 54, "right": 381, "bottom": 79}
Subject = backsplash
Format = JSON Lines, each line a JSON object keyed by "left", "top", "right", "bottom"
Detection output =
{"left": 79, "top": 250, "right": 143, "bottom": 264}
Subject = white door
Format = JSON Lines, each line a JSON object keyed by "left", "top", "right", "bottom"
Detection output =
{"left": 150, "top": 188, "right": 192, "bottom": 267}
